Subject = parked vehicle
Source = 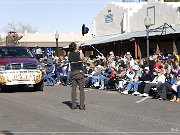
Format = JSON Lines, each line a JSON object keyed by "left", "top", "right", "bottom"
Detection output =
{"left": 0, "top": 45, "right": 44, "bottom": 92}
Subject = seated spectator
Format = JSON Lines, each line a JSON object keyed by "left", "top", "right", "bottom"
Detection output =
{"left": 141, "top": 68, "right": 166, "bottom": 97}
{"left": 115, "top": 64, "right": 127, "bottom": 92}
{"left": 99, "top": 66, "right": 113, "bottom": 89}
{"left": 157, "top": 72, "right": 177, "bottom": 100}
{"left": 107, "top": 67, "right": 119, "bottom": 89}
{"left": 54, "top": 60, "right": 62, "bottom": 84}
{"left": 121, "top": 65, "right": 142, "bottom": 95}
{"left": 91, "top": 65, "right": 104, "bottom": 87}
{"left": 170, "top": 75, "right": 180, "bottom": 102}
{"left": 175, "top": 85, "right": 180, "bottom": 102}
{"left": 154, "top": 56, "right": 163, "bottom": 69}
{"left": 60, "top": 56, "right": 71, "bottom": 86}
{"left": 84, "top": 68, "right": 93, "bottom": 87}
{"left": 43, "top": 57, "right": 56, "bottom": 86}
{"left": 133, "top": 66, "right": 154, "bottom": 95}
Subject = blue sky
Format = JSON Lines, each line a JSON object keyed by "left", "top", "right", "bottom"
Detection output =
{"left": 0, "top": 0, "right": 120, "bottom": 34}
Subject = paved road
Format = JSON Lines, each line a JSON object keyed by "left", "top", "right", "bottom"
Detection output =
{"left": 0, "top": 85, "right": 180, "bottom": 135}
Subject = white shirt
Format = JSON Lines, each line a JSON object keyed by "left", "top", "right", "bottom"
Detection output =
{"left": 152, "top": 74, "right": 166, "bottom": 83}
{"left": 36, "top": 48, "right": 42, "bottom": 54}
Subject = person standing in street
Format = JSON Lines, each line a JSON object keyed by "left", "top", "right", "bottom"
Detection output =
{"left": 68, "top": 42, "right": 85, "bottom": 110}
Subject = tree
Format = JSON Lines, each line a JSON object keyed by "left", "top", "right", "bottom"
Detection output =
{"left": 2, "top": 22, "right": 37, "bottom": 34}
{"left": 18, "top": 23, "right": 37, "bottom": 34}
{"left": 0, "top": 35, "right": 5, "bottom": 45}
{"left": 3, "top": 23, "right": 17, "bottom": 33}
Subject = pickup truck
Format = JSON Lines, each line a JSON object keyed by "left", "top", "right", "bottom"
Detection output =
{"left": 0, "top": 45, "right": 44, "bottom": 92}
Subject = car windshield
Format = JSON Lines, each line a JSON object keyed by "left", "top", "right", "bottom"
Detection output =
{"left": 0, "top": 47, "right": 34, "bottom": 58}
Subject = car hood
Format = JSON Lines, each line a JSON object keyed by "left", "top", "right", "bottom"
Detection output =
{"left": 0, "top": 57, "right": 39, "bottom": 65}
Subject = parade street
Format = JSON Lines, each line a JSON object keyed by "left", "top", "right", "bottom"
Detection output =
{"left": 0, "top": 85, "right": 180, "bottom": 135}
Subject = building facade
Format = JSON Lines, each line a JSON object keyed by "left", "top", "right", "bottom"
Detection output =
{"left": 93, "top": 1, "right": 180, "bottom": 37}
{"left": 82, "top": 0, "right": 180, "bottom": 58}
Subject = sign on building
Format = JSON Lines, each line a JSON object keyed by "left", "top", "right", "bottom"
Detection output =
{"left": 105, "top": 13, "right": 113, "bottom": 23}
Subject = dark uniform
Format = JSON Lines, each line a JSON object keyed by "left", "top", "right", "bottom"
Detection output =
{"left": 68, "top": 42, "right": 85, "bottom": 110}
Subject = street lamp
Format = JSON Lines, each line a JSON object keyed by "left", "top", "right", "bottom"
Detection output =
{"left": 55, "top": 31, "right": 59, "bottom": 56}
{"left": 144, "top": 16, "right": 151, "bottom": 58}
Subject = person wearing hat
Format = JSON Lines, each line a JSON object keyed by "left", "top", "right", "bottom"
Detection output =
{"left": 35, "top": 45, "right": 43, "bottom": 60}
{"left": 124, "top": 52, "right": 132, "bottom": 64}
{"left": 68, "top": 42, "right": 85, "bottom": 110}
{"left": 6, "top": 31, "right": 23, "bottom": 45}
{"left": 135, "top": 66, "right": 154, "bottom": 95}
{"left": 108, "top": 51, "right": 115, "bottom": 67}
{"left": 140, "top": 66, "right": 153, "bottom": 82}
{"left": 91, "top": 65, "right": 104, "bottom": 87}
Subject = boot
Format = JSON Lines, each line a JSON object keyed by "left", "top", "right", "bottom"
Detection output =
{"left": 170, "top": 96, "right": 177, "bottom": 102}
{"left": 176, "top": 98, "right": 180, "bottom": 102}
{"left": 71, "top": 103, "right": 77, "bottom": 110}
{"left": 79, "top": 105, "right": 86, "bottom": 110}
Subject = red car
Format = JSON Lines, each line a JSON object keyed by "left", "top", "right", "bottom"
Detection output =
{"left": 0, "top": 45, "right": 44, "bottom": 92}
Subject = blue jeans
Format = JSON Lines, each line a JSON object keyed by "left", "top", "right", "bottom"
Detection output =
{"left": 92, "top": 76, "right": 101, "bottom": 86}
{"left": 56, "top": 73, "right": 62, "bottom": 82}
{"left": 126, "top": 81, "right": 140, "bottom": 92}
{"left": 100, "top": 75, "right": 109, "bottom": 87}
{"left": 43, "top": 73, "right": 56, "bottom": 85}
{"left": 84, "top": 77, "right": 92, "bottom": 87}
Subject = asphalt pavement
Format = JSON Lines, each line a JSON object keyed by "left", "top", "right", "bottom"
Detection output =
{"left": 0, "top": 85, "right": 180, "bottom": 135}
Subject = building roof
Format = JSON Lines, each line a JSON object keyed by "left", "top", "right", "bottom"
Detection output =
{"left": 82, "top": 24, "right": 180, "bottom": 46}
{"left": 20, "top": 42, "right": 72, "bottom": 48}
{"left": 82, "top": 34, "right": 118, "bottom": 46}
{"left": 19, "top": 33, "right": 92, "bottom": 42}
{"left": 0, "top": 32, "right": 92, "bottom": 48}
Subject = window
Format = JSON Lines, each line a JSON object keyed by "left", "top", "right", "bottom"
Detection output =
{"left": 0, "top": 47, "right": 34, "bottom": 58}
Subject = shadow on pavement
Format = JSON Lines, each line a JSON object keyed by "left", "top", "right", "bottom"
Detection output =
{"left": 0, "top": 130, "right": 14, "bottom": 135}
{"left": 0, "top": 85, "right": 36, "bottom": 93}
{"left": 62, "top": 101, "right": 72, "bottom": 109}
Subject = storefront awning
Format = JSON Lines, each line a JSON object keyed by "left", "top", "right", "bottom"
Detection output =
{"left": 82, "top": 24, "right": 180, "bottom": 46}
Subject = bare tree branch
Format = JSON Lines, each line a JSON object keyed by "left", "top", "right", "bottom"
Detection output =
{"left": 3, "top": 22, "right": 17, "bottom": 33}
{"left": 2, "top": 22, "right": 38, "bottom": 34}
{"left": 18, "top": 23, "right": 37, "bottom": 34}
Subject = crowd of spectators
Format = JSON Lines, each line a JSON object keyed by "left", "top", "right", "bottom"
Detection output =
{"left": 39, "top": 50, "right": 180, "bottom": 103}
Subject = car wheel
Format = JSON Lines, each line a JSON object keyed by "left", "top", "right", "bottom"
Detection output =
{"left": 34, "top": 80, "right": 44, "bottom": 91}
{"left": 0, "top": 85, "right": 7, "bottom": 93}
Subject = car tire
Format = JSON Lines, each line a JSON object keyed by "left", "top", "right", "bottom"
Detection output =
{"left": 0, "top": 85, "right": 7, "bottom": 93}
{"left": 34, "top": 80, "right": 44, "bottom": 91}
